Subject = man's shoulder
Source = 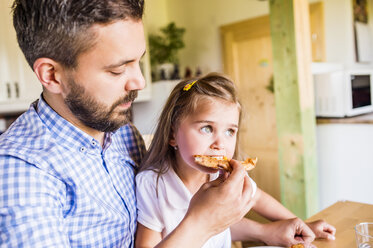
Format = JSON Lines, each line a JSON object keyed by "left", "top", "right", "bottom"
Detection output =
{"left": 116, "top": 122, "right": 144, "bottom": 143}
{"left": 113, "top": 123, "right": 146, "bottom": 167}
{"left": 0, "top": 109, "right": 54, "bottom": 163}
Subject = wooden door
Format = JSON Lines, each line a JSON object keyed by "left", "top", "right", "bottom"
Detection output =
{"left": 220, "top": 3, "right": 324, "bottom": 205}
{"left": 221, "top": 16, "right": 280, "bottom": 202}
{"left": 310, "top": 2, "right": 325, "bottom": 62}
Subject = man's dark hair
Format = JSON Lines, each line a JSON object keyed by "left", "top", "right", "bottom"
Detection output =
{"left": 12, "top": 0, "right": 144, "bottom": 69}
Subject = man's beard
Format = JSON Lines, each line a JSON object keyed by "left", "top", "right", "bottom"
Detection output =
{"left": 64, "top": 78, "right": 138, "bottom": 132}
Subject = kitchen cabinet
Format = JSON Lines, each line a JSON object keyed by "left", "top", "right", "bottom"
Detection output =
{"left": 0, "top": 0, "right": 42, "bottom": 114}
{"left": 316, "top": 120, "right": 373, "bottom": 211}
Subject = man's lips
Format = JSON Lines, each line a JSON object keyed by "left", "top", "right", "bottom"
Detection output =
{"left": 118, "top": 101, "right": 132, "bottom": 109}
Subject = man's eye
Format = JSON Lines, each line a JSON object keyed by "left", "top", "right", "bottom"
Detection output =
{"left": 110, "top": 71, "right": 124, "bottom": 76}
{"left": 225, "top": 129, "right": 236, "bottom": 137}
{"left": 201, "top": 126, "right": 213, "bottom": 134}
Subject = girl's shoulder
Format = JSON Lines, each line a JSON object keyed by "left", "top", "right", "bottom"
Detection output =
{"left": 136, "top": 167, "right": 174, "bottom": 190}
{"left": 136, "top": 170, "right": 158, "bottom": 192}
{"left": 136, "top": 169, "right": 157, "bottom": 180}
{"left": 137, "top": 169, "right": 157, "bottom": 177}
{"left": 136, "top": 169, "right": 165, "bottom": 186}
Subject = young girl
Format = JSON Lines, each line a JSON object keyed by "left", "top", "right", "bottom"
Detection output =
{"left": 135, "top": 73, "right": 335, "bottom": 248}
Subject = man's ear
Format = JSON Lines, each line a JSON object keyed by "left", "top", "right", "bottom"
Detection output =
{"left": 33, "top": 58, "right": 66, "bottom": 94}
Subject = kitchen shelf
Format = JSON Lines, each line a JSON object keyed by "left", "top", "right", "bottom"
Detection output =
{"left": 317, "top": 112, "right": 373, "bottom": 124}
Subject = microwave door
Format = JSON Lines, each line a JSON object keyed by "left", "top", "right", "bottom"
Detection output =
{"left": 347, "top": 74, "right": 373, "bottom": 116}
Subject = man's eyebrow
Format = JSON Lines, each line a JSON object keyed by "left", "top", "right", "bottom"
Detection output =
{"left": 103, "top": 51, "right": 146, "bottom": 69}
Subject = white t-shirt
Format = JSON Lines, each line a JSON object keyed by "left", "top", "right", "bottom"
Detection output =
{"left": 136, "top": 167, "right": 257, "bottom": 248}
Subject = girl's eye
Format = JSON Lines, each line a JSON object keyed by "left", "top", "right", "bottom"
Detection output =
{"left": 201, "top": 126, "right": 213, "bottom": 134}
{"left": 225, "top": 128, "right": 236, "bottom": 137}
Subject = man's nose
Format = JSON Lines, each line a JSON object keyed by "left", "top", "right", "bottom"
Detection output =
{"left": 125, "top": 64, "right": 146, "bottom": 91}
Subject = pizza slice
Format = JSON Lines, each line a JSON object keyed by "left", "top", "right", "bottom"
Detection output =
{"left": 290, "top": 244, "right": 305, "bottom": 248}
{"left": 193, "top": 155, "right": 257, "bottom": 172}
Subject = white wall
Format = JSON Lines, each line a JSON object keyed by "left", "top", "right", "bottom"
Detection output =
{"left": 133, "top": 80, "right": 179, "bottom": 135}
{"left": 144, "top": 0, "right": 373, "bottom": 74}
{"left": 165, "top": 0, "right": 269, "bottom": 73}
{"left": 144, "top": 0, "right": 268, "bottom": 74}
{"left": 323, "top": 0, "right": 356, "bottom": 65}
{"left": 143, "top": 0, "right": 170, "bottom": 34}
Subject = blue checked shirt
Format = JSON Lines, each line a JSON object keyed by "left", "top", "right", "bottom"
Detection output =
{"left": 0, "top": 97, "right": 146, "bottom": 247}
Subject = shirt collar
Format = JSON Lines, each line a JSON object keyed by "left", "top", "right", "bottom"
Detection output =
{"left": 35, "top": 96, "right": 107, "bottom": 153}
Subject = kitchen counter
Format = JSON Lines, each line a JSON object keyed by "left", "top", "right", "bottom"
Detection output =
{"left": 244, "top": 201, "right": 373, "bottom": 248}
{"left": 316, "top": 112, "right": 373, "bottom": 124}
{"left": 307, "top": 201, "right": 373, "bottom": 248}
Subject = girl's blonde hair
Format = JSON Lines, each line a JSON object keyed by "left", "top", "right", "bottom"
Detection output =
{"left": 139, "top": 72, "right": 242, "bottom": 176}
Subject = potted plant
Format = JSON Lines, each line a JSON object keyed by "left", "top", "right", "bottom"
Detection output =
{"left": 149, "top": 22, "right": 186, "bottom": 81}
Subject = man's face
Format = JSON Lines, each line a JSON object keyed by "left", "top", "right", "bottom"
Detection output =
{"left": 63, "top": 19, "right": 146, "bottom": 132}
{"left": 64, "top": 77, "right": 138, "bottom": 132}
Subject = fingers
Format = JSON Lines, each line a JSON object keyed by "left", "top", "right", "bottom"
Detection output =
{"left": 307, "top": 220, "right": 336, "bottom": 240}
{"left": 324, "top": 223, "right": 336, "bottom": 236}
{"left": 223, "top": 160, "right": 246, "bottom": 185}
{"left": 318, "top": 223, "right": 336, "bottom": 240}
{"left": 306, "top": 244, "right": 317, "bottom": 248}
{"left": 319, "top": 231, "right": 336, "bottom": 240}
{"left": 206, "top": 171, "right": 227, "bottom": 187}
{"left": 227, "top": 161, "right": 253, "bottom": 201}
{"left": 293, "top": 218, "right": 315, "bottom": 244}
{"left": 206, "top": 162, "right": 244, "bottom": 188}
{"left": 203, "top": 160, "right": 253, "bottom": 220}
{"left": 218, "top": 169, "right": 229, "bottom": 181}
{"left": 301, "top": 235, "right": 315, "bottom": 245}
{"left": 241, "top": 174, "right": 254, "bottom": 213}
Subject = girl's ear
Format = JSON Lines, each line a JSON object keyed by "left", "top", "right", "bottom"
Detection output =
{"left": 169, "top": 138, "right": 177, "bottom": 147}
{"left": 169, "top": 128, "right": 177, "bottom": 147}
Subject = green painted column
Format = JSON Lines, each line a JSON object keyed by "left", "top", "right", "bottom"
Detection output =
{"left": 269, "top": 0, "right": 319, "bottom": 219}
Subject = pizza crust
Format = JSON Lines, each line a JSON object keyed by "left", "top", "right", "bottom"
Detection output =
{"left": 193, "top": 155, "right": 257, "bottom": 172}
{"left": 290, "top": 244, "right": 305, "bottom": 248}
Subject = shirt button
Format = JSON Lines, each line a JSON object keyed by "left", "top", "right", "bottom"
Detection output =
{"left": 91, "top": 140, "right": 97, "bottom": 146}
{"left": 80, "top": 147, "right": 87, "bottom": 152}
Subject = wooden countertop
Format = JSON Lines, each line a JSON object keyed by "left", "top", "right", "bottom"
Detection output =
{"left": 243, "top": 200, "right": 373, "bottom": 248}
{"left": 317, "top": 112, "right": 373, "bottom": 124}
{"left": 306, "top": 200, "right": 373, "bottom": 248}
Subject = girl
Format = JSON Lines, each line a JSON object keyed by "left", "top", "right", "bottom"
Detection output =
{"left": 135, "top": 73, "right": 335, "bottom": 248}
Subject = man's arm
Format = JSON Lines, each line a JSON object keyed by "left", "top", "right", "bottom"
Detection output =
{"left": 154, "top": 161, "right": 254, "bottom": 248}
{"left": 0, "top": 156, "right": 69, "bottom": 247}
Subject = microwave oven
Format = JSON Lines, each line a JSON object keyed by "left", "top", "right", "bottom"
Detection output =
{"left": 313, "top": 69, "right": 373, "bottom": 117}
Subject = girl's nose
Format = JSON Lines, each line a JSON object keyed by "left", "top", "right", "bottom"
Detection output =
{"left": 210, "top": 138, "right": 225, "bottom": 150}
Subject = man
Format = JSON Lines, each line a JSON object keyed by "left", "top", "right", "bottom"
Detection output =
{"left": 0, "top": 0, "right": 317, "bottom": 247}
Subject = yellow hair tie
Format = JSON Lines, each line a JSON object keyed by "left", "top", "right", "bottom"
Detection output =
{"left": 183, "top": 80, "right": 198, "bottom": 91}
